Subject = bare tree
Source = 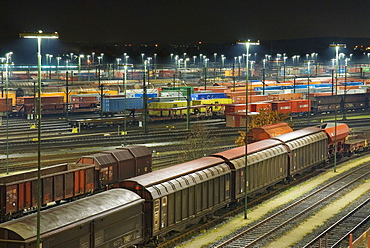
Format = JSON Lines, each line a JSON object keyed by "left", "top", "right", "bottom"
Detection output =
{"left": 178, "top": 123, "right": 220, "bottom": 162}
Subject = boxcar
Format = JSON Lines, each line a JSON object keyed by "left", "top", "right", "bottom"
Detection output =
{"left": 0, "top": 163, "right": 95, "bottom": 221}
{"left": 77, "top": 146, "right": 152, "bottom": 188}
{"left": 212, "top": 139, "right": 289, "bottom": 199}
{"left": 120, "top": 156, "right": 232, "bottom": 241}
{"left": 0, "top": 189, "right": 144, "bottom": 248}
{"left": 118, "top": 145, "right": 153, "bottom": 175}
{"left": 272, "top": 127, "right": 328, "bottom": 176}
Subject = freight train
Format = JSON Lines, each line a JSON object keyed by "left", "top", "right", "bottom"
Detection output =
{"left": 0, "top": 122, "right": 361, "bottom": 247}
{"left": 2, "top": 88, "right": 370, "bottom": 121}
{"left": 0, "top": 146, "right": 152, "bottom": 222}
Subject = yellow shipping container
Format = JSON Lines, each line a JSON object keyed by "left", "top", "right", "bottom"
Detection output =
{"left": 192, "top": 98, "right": 233, "bottom": 113}
{"left": 148, "top": 101, "right": 187, "bottom": 116}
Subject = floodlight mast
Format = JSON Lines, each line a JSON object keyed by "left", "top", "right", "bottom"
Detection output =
{"left": 329, "top": 43, "right": 346, "bottom": 173}
{"left": 19, "top": 30, "right": 59, "bottom": 248}
{"left": 237, "top": 39, "right": 260, "bottom": 220}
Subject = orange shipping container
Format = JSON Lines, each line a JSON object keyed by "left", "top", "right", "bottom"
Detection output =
{"left": 250, "top": 102, "right": 272, "bottom": 112}
{"left": 338, "top": 86, "right": 359, "bottom": 90}
{"left": 291, "top": 99, "right": 310, "bottom": 113}
{"left": 269, "top": 93, "right": 303, "bottom": 101}
{"left": 224, "top": 104, "right": 246, "bottom": 114}
{"left": 234, "top": 94, "right": 268, "bottom": 104}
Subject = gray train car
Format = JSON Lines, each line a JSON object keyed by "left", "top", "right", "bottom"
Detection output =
{"left": 0, "top": 189, "right": 144, "bottom": 248}
{"left": 120, "top": 156, "right": 232, "bottom": 241}
{"left": 272, "top": 127, "right": 328, "bottom": 176}
{"left": 211, "top": 138, "right": 289, "bottom": 199}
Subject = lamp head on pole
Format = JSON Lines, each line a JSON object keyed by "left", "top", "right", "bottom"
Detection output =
{"left": 237, "top": 40, "right": 260, "bottom": 46}
{"left": 329, "top": 43, "right": 346, "bottom": 49}
{"left": 19, "top": 30, "right": 59, "bottom": 39}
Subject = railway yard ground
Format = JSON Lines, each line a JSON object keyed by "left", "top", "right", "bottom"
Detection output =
{"left": 1, "top": 115, "right": 370, "bottom": 247}
{"left": 179, "top": 155, "right": 370, "bottom": 248}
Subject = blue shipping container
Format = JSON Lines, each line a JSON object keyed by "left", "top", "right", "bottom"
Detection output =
{"left": 134, "top": 93, "right": 158, "bottom": 98}
{"left": 190, "top": 93, "right": 227, "bottom": 100}
{"left": 102, "top": 97, "right": 143, "bottom": 112}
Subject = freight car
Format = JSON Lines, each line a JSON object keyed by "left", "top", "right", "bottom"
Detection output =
{"left": 0, "top": 163, "right": 95, "bottom": 222}
{"left": 0, "top": 123, "right": 354, "bottom": 247}
{"left": 309, "top": 92, "right": 370, "bottom": 114}
{"left": 0, "top": 145, "right": 152, "bottom": 221}
{"left": 0, "top": 189, "right": 145, "bottom": 248}
{"left": 121, "top": 123, "right": 349, "bottom": 242}
{"left": 248, "top": 122, "right": 293, "bottom": 142}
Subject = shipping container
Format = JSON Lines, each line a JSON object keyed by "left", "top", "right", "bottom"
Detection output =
{"left": 70, "top": 94, "right": 99, "bottom": 109}
{"left": 250, "top": 101, "right": 272, "bottom": 112}
{"left": 0, "top": 98, "right": 13, "bottom": 113}
{"left": 291, "top": 99, "right": 310, "bottom": 113}
{"left": 224, "top": 104, "right": 246, "bottom": 114}
{"left": 271, "top": 101, "right": 292, "bottom": 113}
{"left": 148, "top": 101, "right": 187, "bottom": 116}
{"left": 192, "top": 98, "right": 233, "bottom": 113}
{"left": 102, "top": 97, "right": 143, "bottom": 113}
{"left": 269, "top": 93, "right": 303, "bottom": 101}
{"left": 190, "top": 92, "right": 227, "bottom": 100}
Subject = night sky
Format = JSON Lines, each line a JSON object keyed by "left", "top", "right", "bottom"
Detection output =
{"left": 1, "top": 0, "right": 370, "bottom": 44}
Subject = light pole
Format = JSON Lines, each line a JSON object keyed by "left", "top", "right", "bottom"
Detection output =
{"left": 100, "top": 53, "right": 104, "bottom": 65}
{"left": 4, "top": 52, "right": 12, "bottom": 176}
{"left": 305, "top": 60, "right": 313, "bottom": 124}
{"left": 116, "top": 58, "right": 122, "bottom": 78}
{"left": 20, "top": 30, "right": 59, "bottom": 248}
{"left": 56, "top": 56, "right": 61, "bottom": 76}
{"left": 343, "top": 58, "right": 350, "bottom": 120}
{"left": 154, "top": 53, "right": 157, "bottom": 79}
{"left": 237, "top": 39, "right": 260, "bottom": 220}
{"left": 118, "top": 63, "right": 133, "bottom": 146}
{"left": 92, "top": 52, "right": 95, "bottom": 64}
{"left": 86, "top": 55, "right": 91, "bottom": 81}
{"left": 78, "top": 54, "right": 84, "bottom": 81}
{"left": 142, "top": 60, "right": 148, "bottom": 134}
{"left": 329, "top": 43, "right": 346, "bottom": 173}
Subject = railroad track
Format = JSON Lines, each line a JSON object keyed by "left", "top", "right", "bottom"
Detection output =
{"left": 0, "top": 119, "right": 241, "bottom": 173}
{"left": 302, "top": 197, "right": 370, "bottom": 248}
{"left": 0, "top": 128, "right": 240, "bottom": 153}
{"left": 210, "top": 162, "right": 370, "bottom": 248}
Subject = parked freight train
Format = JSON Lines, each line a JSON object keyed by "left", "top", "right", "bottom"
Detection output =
{"left": 0, "top": 145, "right": 152, "bottom": 222}
{"left": 0, "top": 122, "right": 359, "bottom": 248}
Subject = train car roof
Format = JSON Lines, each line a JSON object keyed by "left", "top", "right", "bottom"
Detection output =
{"left": 0, "top": 189, "right": 142, "bottom": 242}
{"left": 211, "top": 139, "right": 283, "bottom": 161}
{"left": 117, "top": 145, "right": 152, "bottom": 157}
{"left": 123, "top": 156, "right": 225, "bottom": 187}
{"left": 272, "top": 127, "right": 322, "bottom": 142}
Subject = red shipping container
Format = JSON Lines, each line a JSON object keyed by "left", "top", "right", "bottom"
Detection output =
{"left": 71, "top": 95, "right": 99, "bottom": 108}
{"left": 224, "top": 104, "right": 247, "bottom": 114}
{"left": 291, "top": 99, "right": 310, "bottom": 113}
{"left": 271, "top": 101, "right": 292, "bottom": 113}
{"left": 250, "top": 102, "right": 272, "bottom": 112}
{"left": 0, "top": 98, "right": 12, "bottom": 112}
